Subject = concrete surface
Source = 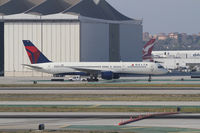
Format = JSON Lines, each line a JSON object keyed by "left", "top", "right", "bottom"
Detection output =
{"left": 0, "top": 101, "right": 200, "bottom": 106}
{"left": 1, "top": 89, "right": 200, "bottom": 94}
{"left": 0, "top": 118, "right": 200, "bottom": 131}
{"left": 0, "top": 76, "right": 200, "bottom": 85}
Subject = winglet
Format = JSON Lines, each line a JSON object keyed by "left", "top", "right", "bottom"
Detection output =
{"left": 22, "top": 40, "right": 51, "bottom": 64}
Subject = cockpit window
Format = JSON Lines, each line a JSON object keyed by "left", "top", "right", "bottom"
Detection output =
{"left": 158, "top": 65, "right": 164, "bottom": 69}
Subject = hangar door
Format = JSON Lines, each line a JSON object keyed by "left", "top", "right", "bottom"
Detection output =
{"left": 0, "top": 22, "right": 4, "bottom": 76}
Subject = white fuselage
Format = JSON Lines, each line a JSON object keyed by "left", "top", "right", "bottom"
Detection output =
{"left": 27, "top": 62, "right": 168, "bottom": 76}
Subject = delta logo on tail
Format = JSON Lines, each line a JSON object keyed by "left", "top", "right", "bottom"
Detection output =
{"left": 142, "top": 39, "right": 156, "bottom": 62}
{"left": 22, "top": 40, "right": 51, "bottom": 64}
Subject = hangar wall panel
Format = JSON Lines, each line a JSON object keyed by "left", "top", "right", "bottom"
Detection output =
{"left": 4, "top": 22, "right": 42, "bottom": 76}
{"left": 4, "top": 21, "right": 80, "bottom": 77}
{"left": 109, "top": 24, "right": 120, "bottom": 62}
{"left": 42, "top": 22, "right": 80, "bottom": 63}
{"left": 0, "top": 22, "right": 4, "bottom": 76}
{"left": 120, "top": 24, "right": 143, "bottom": 61}
{"left": 80, "top": 22, "right": 109, "bottom": 62}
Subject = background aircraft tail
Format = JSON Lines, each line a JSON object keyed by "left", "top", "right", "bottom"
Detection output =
{"left": 142, "top": 39, "right": 156, "bottom": 62}
{"left": 22, "top": 40, "right": 51, "bottom": 64}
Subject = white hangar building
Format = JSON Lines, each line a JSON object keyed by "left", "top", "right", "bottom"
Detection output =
{"left": 0, "top": 0, "right": 143, "bottom": 77}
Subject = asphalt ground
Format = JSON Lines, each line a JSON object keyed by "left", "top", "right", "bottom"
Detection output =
{"left": 0, "top": 117, "right": 200, "bottom": 132}
{"left": 1, "top": 101, "right": 200, "bottom": 106}
{"left": 0, "top": 112, "right": 200, "bottom": 119}
{"left": 0, "top": 112, "right": 200, "bottom": 132}
{"left": 1, "top": 89, "right": 200, "bottom": 94}
{"left": 2, "top": 87, "right": 200, "bottom": 90}
{"left": 1, "top": 76, "right": 200, "bottom": 132}
{"left": 1, "top": 76, "right": 200, "bottom": 85}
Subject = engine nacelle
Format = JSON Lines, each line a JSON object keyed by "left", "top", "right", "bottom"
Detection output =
{"left": 113, "top": 73, "right": 120, "bottom": 79}
{"left": 101, "top": 72, "right": 120, "bottom": 80}
{"left": 101, "top": 71, "right": 113, "bottom": 80}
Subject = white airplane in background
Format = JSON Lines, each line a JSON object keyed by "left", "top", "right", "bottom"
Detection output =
{"left": 22, "top": 39, "right": 168, "bottom": 81}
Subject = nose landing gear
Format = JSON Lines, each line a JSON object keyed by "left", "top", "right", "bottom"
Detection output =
{"left": 148, "top": 75, "right": 152, "bottom": 82}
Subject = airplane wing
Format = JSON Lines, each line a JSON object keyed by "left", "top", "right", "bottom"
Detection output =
{"left": 69, "top": 67, "right": 102, "bottom": 74}
{"left": 22, "top": 64, "right": 43, "bottom": 70}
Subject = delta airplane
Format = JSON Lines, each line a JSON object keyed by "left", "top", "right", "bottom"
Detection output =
{"left": 22, "top": 39, "right": 168, "bottom": 81}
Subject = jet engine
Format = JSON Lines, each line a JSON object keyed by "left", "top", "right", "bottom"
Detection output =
{"left": 101, "top": 71, "right": 120, "bottom": 80}
{"left": 113, "top": 73, "right": 120, "bottom": 79}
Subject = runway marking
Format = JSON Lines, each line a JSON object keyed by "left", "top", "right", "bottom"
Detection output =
{"left": 168, "top": 131, "right": 199, "bottom": 133}
{"left": 60, "top": 124, "right": 70, "bottom": 128}
{"left": 90, "top": 104, "right": 101, "bottom": 108}
{"left": 121, "top": 126, "right": 146, "bottom": 130}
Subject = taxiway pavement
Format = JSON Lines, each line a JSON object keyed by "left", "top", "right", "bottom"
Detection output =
{"left": 0, "top": 76, "right": 200, "bottom": 85}
{"left": 1, "top": 88, "right": 200, "bottom": 94}
{"left": 0, "top": 114, "right": 200, "bottom": 130}
{"left": 1, "top": 101, "right": 200, "bottom": 106}
{"left": 0, "top": 112, "right": 199, "bottom": 119}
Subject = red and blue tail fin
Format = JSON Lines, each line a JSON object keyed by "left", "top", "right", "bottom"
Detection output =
{"left": 142, "top": 39, "right": 156, "bottom": 62}
{"left": 22, "top": 40, "right": 51, "bottom": 64}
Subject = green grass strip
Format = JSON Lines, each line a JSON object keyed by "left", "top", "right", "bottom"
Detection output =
{"left": 1, "top": 94, "right": 200, "bottom": 101}
{"left": 0, "top": 105, "right": 199, "bottom": 112}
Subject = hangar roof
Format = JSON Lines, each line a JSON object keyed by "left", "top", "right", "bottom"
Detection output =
{"left": 26, "top": 0, "right": 81, "bottom": 15}
{"left": 63, "top": 0, "right": 132, "bottom": 21}
{"left": 0, "top": 0, "right": 9, "bottom": 6}
{"left": 0, "top": 0, "right": 45, "bottom": 15}
{"left": 0, "top": 0, "right": 137, "bottom": 21}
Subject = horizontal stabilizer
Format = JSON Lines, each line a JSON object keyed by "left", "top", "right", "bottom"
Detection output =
{"left": 22, "top": 64, "right": 43, "bottom": 69}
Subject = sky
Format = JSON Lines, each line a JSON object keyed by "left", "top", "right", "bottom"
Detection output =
{"left": 107, "top": 0, "right": 200, "bottom": 34}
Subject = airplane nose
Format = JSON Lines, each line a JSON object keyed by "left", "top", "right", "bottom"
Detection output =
{"left": 164, "top": 69, "right": 169, "bottom": 74}
{"left": 167, "top": 70, "right": 170, "bottom": 74}
{"left": 160, "top": 69, "right": 168, "bottom": 74}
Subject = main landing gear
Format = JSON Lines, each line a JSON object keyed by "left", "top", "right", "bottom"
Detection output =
{"left": 87, "top": 74, "right": 99, "bottom": 82}
{"left": 148, "top": 75, "right": 152, "bottom": 82}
